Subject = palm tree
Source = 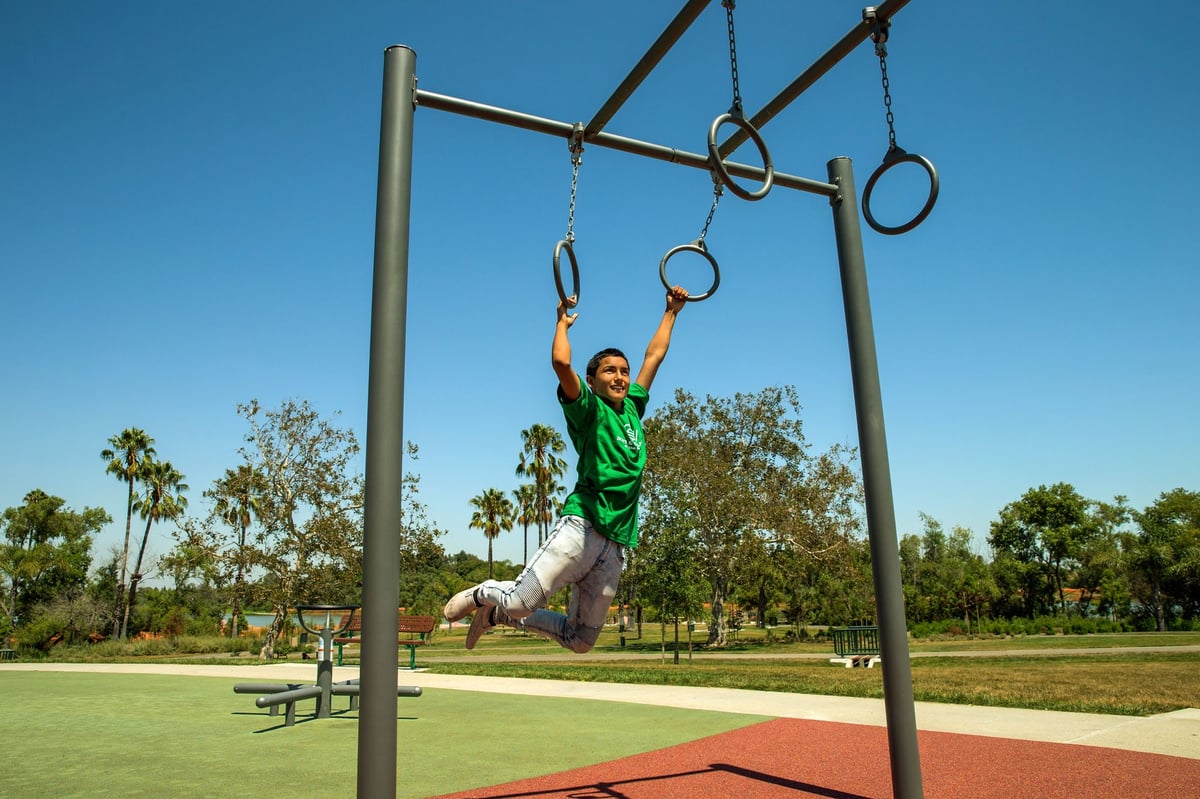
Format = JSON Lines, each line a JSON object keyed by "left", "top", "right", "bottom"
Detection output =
{"left": 468, "top": 488, "right": 515, "bottom": 579}
{"left": 540, "top": 475, "right": 568, "bottom": 542}
{"left": 101, "top": 428, "right": 156, "bottom": 638}
{"left": 211, "top": 465, "right": 264, "bottom": 642}
{"left": 513, "top": 484, "right": 538, "bottom": 566}
{"left": 124, "top": 459, "right": 188, "bottom": 639}
{"left": 515, "top": 424, "right": 569, "bottom": 547}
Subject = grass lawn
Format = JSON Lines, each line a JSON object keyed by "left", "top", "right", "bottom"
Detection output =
{"left": 420, "top": 652, "right": 1199, "bottom": 716}
{"left": 0, "top": 671, "right": 767, "bottom": 799}
{"left": 410, "top": 627, "right": 1200, "bottom": 716}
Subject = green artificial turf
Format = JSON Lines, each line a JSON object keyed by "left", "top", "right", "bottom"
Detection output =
{"left": 1, "top": 672, "right": 768, "bottom": 798}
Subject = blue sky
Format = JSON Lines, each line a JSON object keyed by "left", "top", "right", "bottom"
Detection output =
{"left": 3, "top": 1, "right": 1196, "bottom": 578}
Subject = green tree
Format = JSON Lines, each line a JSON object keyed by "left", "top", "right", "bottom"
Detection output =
{"left": 900, "top": 514, "right": 995, "bottom": 627}
{"left": 100, "top": 427, "right": 156, "bottom": 638}
{"left": 515, "top": 423, "right": 568, "bottom": 548}
{"left": 778, "top": 536, "right": 874, "bottom": 627}
{"left": 1130, "top": 489, "right": 1200, "bottom": 630}
{"left": 236, "top": 399, "right": 363, "bottom": 658}
{"left": 395, "top": 443, "right": 449, "bottom": 619}
{"left": 121, "top": 459, "right": 188, "bottom": 638}
{"left": 643, "top": 386, "right": 862, "bottom": 646}
{"left": 513, "top": 484, "right": 538, "bottom": 566}
{"left": 0, "top": 490, "right": 109, "bottom": 644}
{"left": 469, "top": 488, "right": 515, "bottom": 579}
{"left": 637, "top": 519, "right": 707, "bottom": 662}
{"left": 1076, "top": 497, "right": 1131, "bottom": 618}
{"left": 989, "top": 483, "right": 1095, "bottom": 617}
{"left": 208, "top": 464, "right": 264, "bottom": 640}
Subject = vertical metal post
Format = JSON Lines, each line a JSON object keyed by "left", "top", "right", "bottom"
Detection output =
{"left": 317, "top": 627, "right": 334, "bottom": 718}
{"left": 827, "top": 156, "right": 924, "bottom": 799}
{"left": 358, "top": 44, "right": 415, "bottom": 799}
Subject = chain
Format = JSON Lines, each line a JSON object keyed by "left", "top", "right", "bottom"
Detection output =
{"left": 698, "top": 176, "right": 724, "bottom": 243}
{"left": 565, "top": 124, "right": 584, "bottom": 243}
{"left": 871, "top": 19, "right": 897, "bottom": 152}
{"left": 723, "top": 0, "right": 742, "bottom": 118}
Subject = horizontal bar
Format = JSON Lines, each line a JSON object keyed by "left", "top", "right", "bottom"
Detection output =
{"left": 585, "top": 0, "right": 712, "bottom": 138}
{"left": 416, "top": 90, "right": 837, "bottom": 197}
{"left": 330, "top": 683, "right": 422, "bottom": 698}
{"left": 232, "top": 682, "right": 295, "bottom": 694}
{"left": 719, "top": 0, "right": 912, "bottom": 156}
{"left": 255, "top": 685, "right": 323, "bottom": 708}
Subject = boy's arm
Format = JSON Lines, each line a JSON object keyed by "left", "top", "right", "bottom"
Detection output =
{"left": 634, "top": 285, "right": 689, "bottom": 391}
{"left": 553, "top": 296, "right": 581, "bottom": 401}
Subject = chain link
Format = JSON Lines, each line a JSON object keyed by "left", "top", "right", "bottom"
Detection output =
{"left": 565, "top": 124, "right": 584, "bottom": 243}
{"left": 698, "top": 177, "right": 724, "bottom": 243}
{"left": 723, "top": 0, "right": 742, "bottom": 117}
{"left": 872, "top": 20, "right": 897, "bottom": 151}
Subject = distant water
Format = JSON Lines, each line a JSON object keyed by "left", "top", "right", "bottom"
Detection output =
{"left": 227, "top": 612, "right": 350, "bottom": 629}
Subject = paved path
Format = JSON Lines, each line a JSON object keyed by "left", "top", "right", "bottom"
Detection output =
{"left": 418, "top": 642, "right": 1200, "bottom": 662}
{"left": 7, "top": 660, "right": 1199, "bottom": 760}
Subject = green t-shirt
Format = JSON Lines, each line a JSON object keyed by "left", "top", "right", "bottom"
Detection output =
{"left": 558, "top": 377, "right": 649, "bottom": 548}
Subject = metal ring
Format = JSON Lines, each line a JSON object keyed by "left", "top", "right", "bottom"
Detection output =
{"left": 659, "top": 240, "right": 720, "bottom": 301}
{"left": 707, "top": 113, "right": 774, "bottom": 201}
{"left": 294, "top": 604, "right": 360, "bottom": 635}
{"left": 553, "top": 239, "right": 580, "bottom": 305}
{"left": 861, "top": 147, "right": 940, "bottom": 235}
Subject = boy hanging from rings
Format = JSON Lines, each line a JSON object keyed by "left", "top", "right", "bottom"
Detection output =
{"left": 443, "top": 284, "right": 690, "bottom": 651}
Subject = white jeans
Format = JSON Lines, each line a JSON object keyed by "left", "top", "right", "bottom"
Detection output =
{"left": 476, "top": 515, "right": 623, "bottom": 653}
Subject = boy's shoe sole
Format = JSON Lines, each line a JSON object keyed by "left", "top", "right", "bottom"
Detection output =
{"left": 465, "top": 607, "right": 495, "bottom": 650}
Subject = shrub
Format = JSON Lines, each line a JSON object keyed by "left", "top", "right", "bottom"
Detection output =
{"left": 14, "top": 616, "right": 66, "bottom": 652}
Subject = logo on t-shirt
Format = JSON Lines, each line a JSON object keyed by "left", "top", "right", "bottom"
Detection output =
{"left": 622, "top": 422, "right": 642, "bottom": 453}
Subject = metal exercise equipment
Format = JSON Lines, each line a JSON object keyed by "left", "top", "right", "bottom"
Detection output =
{"left": 232, "top": 604, "right": 421, "bottom": 728}
{"left": 361, "top": 2, "right": 933, "bottom": 797}
{"left": 659, "top": 0, "right": 769, "bottom": 303}
{"left": 860, "top": 8, "right": 939, "bottom": 235}
{"left": 706, "top": 0, "right": 774, "bottom": 202}
{"left": 552, "top": 123, "right": 584, "bottom": 307}
{"left": 658, "top": 174, "right": 723, "bottom": 302}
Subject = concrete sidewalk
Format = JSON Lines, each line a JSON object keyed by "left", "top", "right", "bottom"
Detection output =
{"left": 7, "top": 661, "right": 1199, "bottom": 760}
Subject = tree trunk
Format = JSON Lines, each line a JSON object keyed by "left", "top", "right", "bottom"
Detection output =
{"left": 114, "top": 479, "right": 135, "bottom": 639}
{"left": 121, "top": 516, "right": 155, "bottom": 639}
{"left": 672, "top": 617, "right": 680, "bottom": 664}
{"left": 231, "top": 521, "right": 247, "bottom": 641}
{"left": 706, "top": 581, "right": 729, "bottom": 647}
{"left": 757, "top": 580, "right": 767, "bottom": 629}
{"left": 1153, "top": 580, "right": 1167, "bottom": 632}
{"left": 260, "top": 608, "right": 284, "bottom": 659}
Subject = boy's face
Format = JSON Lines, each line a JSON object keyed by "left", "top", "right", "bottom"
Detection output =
{"left": 587, "top": 355, "right": 631, "bottom": 406}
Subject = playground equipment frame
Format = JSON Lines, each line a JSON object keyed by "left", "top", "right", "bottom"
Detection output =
{"left": 357, "top": 2, "right": 925, "bottom": 797}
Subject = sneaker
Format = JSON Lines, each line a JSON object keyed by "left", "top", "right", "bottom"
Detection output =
{"left": 443, "top": 586, "right": 481, "bottom": 623}
{"left": 446, "top": 578, "right": 501, "bottom": 623}
{"left": 465, "top": 606, "right": 496, "bottom": 650}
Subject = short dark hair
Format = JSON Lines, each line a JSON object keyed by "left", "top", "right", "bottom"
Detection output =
{"left": 586, "top": 348, "right": 628, "bottom": 378}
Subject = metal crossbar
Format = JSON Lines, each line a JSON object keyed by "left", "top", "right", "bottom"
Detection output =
{"left": 360, "top": 4, "right": 929, "bottom": 797}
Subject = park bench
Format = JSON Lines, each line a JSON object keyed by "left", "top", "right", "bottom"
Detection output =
{"left": 333, "top": 613, "right": 436, "bottom": 669}
{"left": 830, "top": 624, "right": 882, "bottom": 668}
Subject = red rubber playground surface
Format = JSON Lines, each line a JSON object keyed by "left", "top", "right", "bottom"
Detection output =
{"left": 429, "top": 716, "right": 1200, "bottom": 799}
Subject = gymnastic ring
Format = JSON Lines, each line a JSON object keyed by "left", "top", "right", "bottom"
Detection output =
{"left": 707, "top": 113, "right": 774, "bottom": 202}
{"left": 659, "top": 240, "right": 720, "bottom": 302}
{"left": 861, "top": 147, "right": 940, "bottom": 235}
{"left": 553, "top": 239, "right": 580, "bottom": 306}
